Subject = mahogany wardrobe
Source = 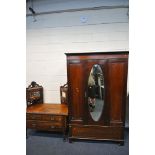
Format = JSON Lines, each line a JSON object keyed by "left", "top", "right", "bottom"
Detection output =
{"left": 66, "top": 52, "right": 128, "bottom": 145}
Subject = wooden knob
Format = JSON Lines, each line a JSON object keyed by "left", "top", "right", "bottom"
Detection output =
{"left": 75, "top": 88, "right": 79, "bottom": 93}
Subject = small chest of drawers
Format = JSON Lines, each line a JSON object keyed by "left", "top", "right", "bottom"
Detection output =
{"left": 26, "top": 104, "right": 68, "bottom": 140}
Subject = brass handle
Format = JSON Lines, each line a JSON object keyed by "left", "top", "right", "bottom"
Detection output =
{"left": 32, "top": 116, "right": 36, "bottom": 119}
{"left": 32, "top": 123, "right": 36, "bottom": 127}
{"left": 51, "top": 117, "right": 55, "bottom": 121}
{"left": 51, "top": 126, "right": 55, "bottom": 129}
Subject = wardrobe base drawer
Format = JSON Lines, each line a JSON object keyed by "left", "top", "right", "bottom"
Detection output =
{"left": 70, "top": 125, "right": 124, "bottom": 141}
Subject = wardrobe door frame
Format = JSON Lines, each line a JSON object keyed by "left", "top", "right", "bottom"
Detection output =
{"left": 84, "top": 59, "right": 109, "bottom": 126}
{"left": 67, "top": 60, "right": 86, "bottom": 125}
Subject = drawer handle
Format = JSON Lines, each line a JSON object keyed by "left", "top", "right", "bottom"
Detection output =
{"left": 51, "top": 117, "right": 55, "bottom": 121}
{"left": 32, "top": 116, "right": 36, "bottom": 119}
{"left": 51, "top": 126, "right": 55, "bottom": 129}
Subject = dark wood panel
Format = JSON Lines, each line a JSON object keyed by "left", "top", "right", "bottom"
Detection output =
{"left": 68, "top": 62, "right": 85, "bottom": 123}
{"left": 66, "top": 52, "right": 129, "bottom": 60}
{"left": 107, "top": 60, "right": 128, "bottom": 124}
{"left": 70, "top": 125, "right": 124, "bottom": 140}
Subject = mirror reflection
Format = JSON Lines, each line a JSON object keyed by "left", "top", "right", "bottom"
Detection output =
{"left": 88, "top": 64, "right": 104, "bottom": 121}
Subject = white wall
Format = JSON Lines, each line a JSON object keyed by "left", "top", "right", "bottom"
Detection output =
{"left": 26, "top": 0, "right": 129, "bottom": 14}
{"left": 26, "top": 0, "right": 129, "bottom": 103}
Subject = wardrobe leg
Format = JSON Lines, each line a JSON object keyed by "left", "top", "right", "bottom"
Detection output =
{"left": 26, "top": 128, "right": 28, "bottom": 139}
{"left": 119, "top": 141, "right": 124, "bottom": 146}
{"left": 69, "top": 138, "right": 72, "bottom": 143}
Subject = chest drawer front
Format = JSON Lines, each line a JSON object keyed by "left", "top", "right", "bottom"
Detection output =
{"left": 26, "top": 114, "right": 42, "bottom": 120}
{"left": 26, "top": 120, "right": 38, "bottom": 129}
{"left": 42, "top": 115, "right": 63, "bottom": 122}
{"left": 26, "top": 120, "right": 63, "bottom": 130}
{"left": 38, "top": 121, "right": 63, "bottom": 130}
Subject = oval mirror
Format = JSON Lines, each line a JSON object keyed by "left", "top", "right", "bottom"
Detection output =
{"left": 87, "top": 64, "right": 104, "bottom": 121}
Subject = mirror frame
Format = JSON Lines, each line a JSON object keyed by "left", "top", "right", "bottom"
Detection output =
{"left": 87, "top": 64, "right": 105, "bottom": 122}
